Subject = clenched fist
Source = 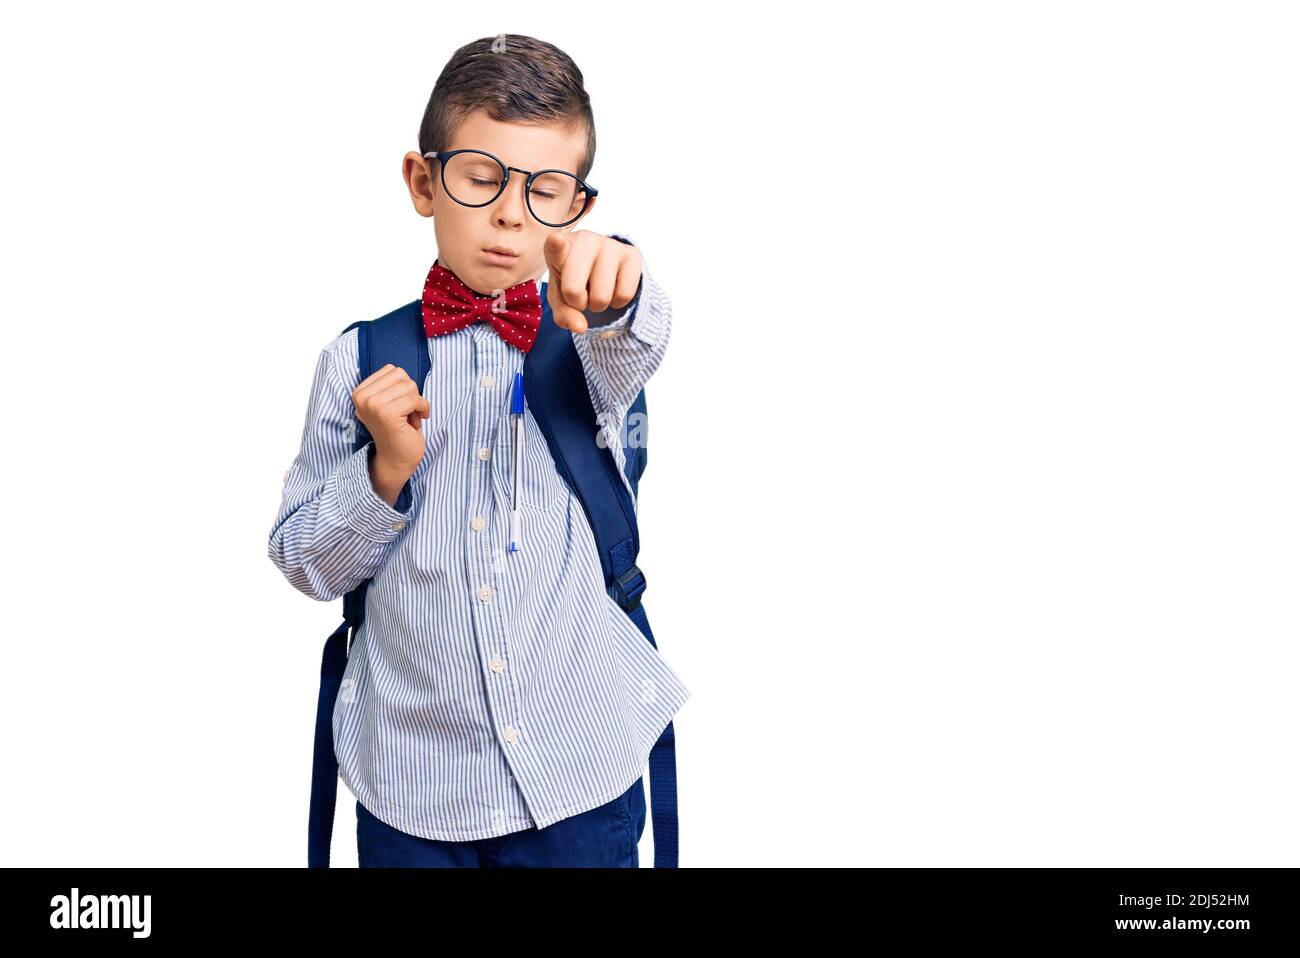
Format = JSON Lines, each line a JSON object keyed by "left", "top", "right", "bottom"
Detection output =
{"left": 544, "top": 231, "right": 643, "bottom": 333}
{"left": 352, "top": 363, "right": 430, "bottom": 502}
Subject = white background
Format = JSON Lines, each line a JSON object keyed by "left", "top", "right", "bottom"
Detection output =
{"left": 2, "top": 1, "right": 1297, "bottom": 867}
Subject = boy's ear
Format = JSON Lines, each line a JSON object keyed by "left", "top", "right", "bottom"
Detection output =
{"left": 403, "top": 151, "right": 437, "bottom": 217}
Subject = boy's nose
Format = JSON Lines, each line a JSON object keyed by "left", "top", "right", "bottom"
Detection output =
{"left": 491, "top": 176, "right": 529, "bottom": 227}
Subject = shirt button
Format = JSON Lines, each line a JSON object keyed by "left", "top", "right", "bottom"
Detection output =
{"left": 481, "top": 374, "right": 495, "bottom": 389}
{"left": 477, "top": 584, "right": 493, "bottom": 602}
{"left": 477, "top": 446, "right": 491, "bottom": 461}
{"left": 504, "top": 725, "right": 518, "bottom": 744}
{"left": 470, "top": 516, "right": 486, "bottom": 531}
{"left": 600, "top": 329, "right": 618, "bottom": 340}
{"left": 390, "top": 520, "right": 405, "bottom": 531}
{"left": 490, "top": 655, "right": 504, "bottom": 673}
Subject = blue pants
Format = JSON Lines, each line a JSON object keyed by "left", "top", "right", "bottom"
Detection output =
{"left": 356, "top": 777, "right": 646, "bottom": 867}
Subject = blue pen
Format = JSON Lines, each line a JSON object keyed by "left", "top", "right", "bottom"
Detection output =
{"left": 509, "top": 372, "right": 524, "bottom": 552}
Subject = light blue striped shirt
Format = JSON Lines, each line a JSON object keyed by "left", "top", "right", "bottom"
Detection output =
{"left": 268, "top": 235, "right": 691, "bottom": 841}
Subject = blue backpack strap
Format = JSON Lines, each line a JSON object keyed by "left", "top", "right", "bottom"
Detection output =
{"left": 524, "top": 282, "right": 679, "bottom": 867}
{"left": 623, "top": 388, "right": 648, "bottom": 500}
{"left": 308, "top": 300, "right": 428, "bottom": 868}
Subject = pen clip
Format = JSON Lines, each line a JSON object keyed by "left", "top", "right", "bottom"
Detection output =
{"left": 511, "top": 371, "right": 525, "bottom": 415}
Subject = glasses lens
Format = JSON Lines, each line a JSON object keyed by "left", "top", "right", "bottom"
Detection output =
{"left": 527, "top": 171, "right": 591, "bottom": 226}
{"left": 441, "top": 151, "right": 506, "bottom": 205}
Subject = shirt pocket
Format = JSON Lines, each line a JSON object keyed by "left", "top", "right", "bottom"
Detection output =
{"left": 494, "top": 409, "right": 566, "bottom": 515}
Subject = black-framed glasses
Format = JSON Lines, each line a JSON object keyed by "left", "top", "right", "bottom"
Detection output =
{"left": 423, "top": 149, "right": 598, "bottom": 228}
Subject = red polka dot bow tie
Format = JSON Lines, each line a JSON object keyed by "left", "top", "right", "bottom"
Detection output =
{"left": 421, "top": 258, "right": 543, "bottom": 353}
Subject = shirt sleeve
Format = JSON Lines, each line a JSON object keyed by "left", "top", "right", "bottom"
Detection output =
{"left": 267, "top": 332, "right": 414, "bottom": 602}
{"left": 571, "top": 233, "right": 671, "bottom": 499}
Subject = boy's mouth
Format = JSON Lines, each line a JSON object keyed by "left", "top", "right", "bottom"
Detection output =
{"left": 483, "top": 246, "right": 519, "bottom": 265}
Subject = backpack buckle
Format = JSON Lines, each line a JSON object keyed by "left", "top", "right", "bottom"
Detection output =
{"left": 611, "top": 564, "right": 646, "bottom": 613}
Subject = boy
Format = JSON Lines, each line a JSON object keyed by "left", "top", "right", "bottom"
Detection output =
{"left": 267, "top": 34, "right": 690, "bottom": 867}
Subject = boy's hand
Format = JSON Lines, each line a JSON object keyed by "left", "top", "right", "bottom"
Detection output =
{"left": 544, "top": 231, "right": 643, "bottom": 333}
{"left": 353, "top": 364, "right": 430, "bottom": 481}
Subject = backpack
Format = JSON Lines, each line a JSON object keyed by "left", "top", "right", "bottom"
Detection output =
{"left": 306, "top": 282, "right": 678, "bottom": 867}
